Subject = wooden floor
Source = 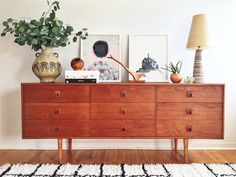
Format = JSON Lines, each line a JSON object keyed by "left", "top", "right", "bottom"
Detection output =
{"left": 0, "top": 150, "right": 236, "bottom": 165}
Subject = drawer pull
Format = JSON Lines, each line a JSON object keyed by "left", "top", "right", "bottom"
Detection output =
{"left": 54, "top": 109, "right": 60, "bottom": 115}
{"left": 54, "top": 90, "right": 61, "bottom": 97}
{"left": 121, "top": 108, "right": 127, "bottom": 115}
{"left": 186, "top": 125, "right": 192, "bottom": 132}
{"left": 121, "top": 127, "right": 126, "bottom": 131}
{"left": 186, "top": 91, "right": 192, "bottom": 97}
{"left": 55, "top": 127, "right": 61, "bottom": 132}
{"left": 121, "top": 91, "right": 127, "bottom": 97}
{"left": 186, "top": 108, "right": 192, "bottom": 115}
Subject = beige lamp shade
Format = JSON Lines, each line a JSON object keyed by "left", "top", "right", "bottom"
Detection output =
{"left": 186, "top": 14, "right": 211, "bottom": 50}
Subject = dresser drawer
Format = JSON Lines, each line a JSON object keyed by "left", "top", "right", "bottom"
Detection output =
{"left": 23, "top": 103, "right": 90, "bottom": 120}
{"left": 156, "top": 85, "right": 224, "bottom": 102}
{"left": 91, "top": 120, "right": 155, "bottom": 137}
{"left": 91, "top": 120, "right": 125, "bottom": 137}
{"left": 23, "top": 120, "right": 54, "bottom": 138}
{"left": 156, "top": 120, "right": 223, "bottom": 138}
{"left": 126, "top": 120, "right": 155, "bottom": 137}
{"left": 91, "top": 103, "right": 155, "bottom": 120}
{"left": 23, "top": 120, "right": 90, "bottom": 138}
{"left": 156, "top": 103, "right": 223, "bottom": 120}
{"left": 53, "top": 120, "right": 90, "bottom": 137}
{"left": 91, "top": 85, "right": 155, "bottom": 103}
{"left": 22, "top": 85, "right": 90, "bottom": 103}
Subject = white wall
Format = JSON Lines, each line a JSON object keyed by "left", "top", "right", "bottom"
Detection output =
{"left": 0, "top": 0, "right": 236, "bottom": 150}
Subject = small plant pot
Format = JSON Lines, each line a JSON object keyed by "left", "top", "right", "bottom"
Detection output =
{"left": 170, "top": 74, "right": 182, "bottom": 83}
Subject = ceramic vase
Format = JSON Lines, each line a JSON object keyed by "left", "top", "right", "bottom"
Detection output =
{"left": 32, "top": 47, "right": 62, "bottom": 83}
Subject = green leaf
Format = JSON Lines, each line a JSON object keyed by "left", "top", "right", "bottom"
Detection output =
{"left": 31, "top": 39, "right": 38, "bottom": 45}
{"left": 49, "top": 11, "right": 55, "bottom": 20}
{"left": 54, "top": 6, "right": 57, "bottom": 11}
{"left": 1, "top": 33, "right": 6, "bottom": 37}
{"left": 2, "top": 21, "right": 8, "bottom": 26}
{"left": 52, "top": 1, "right": 59, "bottom": 6}
{"left": 45, "top": 18, "right": 50, "bottom": 24}
{"left": 7, "top": 18, "right": 13, "bottom": 22}
{"left": 73, "top": 36, "right": 77, "bottom": 42}
{"left": 66, "top": 26, "right": 73, "bottom": 33}
{"left": 18, "top": 27, "right": 25, "bottom": 33}
{"left": 52, "top": 27, "right": 59, "bottom": 34}
{"left": 61, "top": 43, "right": 66, "bottom": 47}
{"left": 56, "top": 20, "right": 62, "bottom": 26}
{"left": 76, "top": 31, "right": 82, "bottom": 36}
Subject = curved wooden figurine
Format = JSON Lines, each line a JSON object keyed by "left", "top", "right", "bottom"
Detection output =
{"left": 107, "top": 54, "right": 145, "bottom": 81}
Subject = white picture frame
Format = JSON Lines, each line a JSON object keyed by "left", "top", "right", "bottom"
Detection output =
{"left": 80, "top": 34, "right": 121, "bottom": 82}
{"left": 128, "top": 35, "right": 168, "bottom": 82}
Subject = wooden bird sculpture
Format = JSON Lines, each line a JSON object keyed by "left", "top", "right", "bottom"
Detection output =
{"left": 107, "top": 54, "right": 145, "bottom": 81}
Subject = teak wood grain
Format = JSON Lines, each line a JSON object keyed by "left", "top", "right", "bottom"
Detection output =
{"left": 24, "top": 103, "right": 90, "bottom": 120}
{"left": 156, "top": 102, "right": 223, "bottom": 120}
{"left": 91, "top": 103, "right": 155, "bottom": 120}
{"left": 21, "top": 83, "right": 224, "bottom": 163}
{"left": 156, "top": 85, "right": 224, "bottom": 102}
{"left": 91, "top": 85, "right": 156, "bottom": 103}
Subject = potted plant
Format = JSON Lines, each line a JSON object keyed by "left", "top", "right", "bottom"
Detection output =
{"left": 162, "top": 61, "right": 183, "bottom": 83}
{"left": 1, "top": 0, "right": 87, "bottom": 82}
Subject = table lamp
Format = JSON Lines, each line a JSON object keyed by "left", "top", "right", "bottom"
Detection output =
{"left": 186, "top": 14, "right": 211, "bottom": 83}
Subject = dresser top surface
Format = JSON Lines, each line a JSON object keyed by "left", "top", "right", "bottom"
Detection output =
{"left": 21, "top": 82, "right": 225, "bottom": 86}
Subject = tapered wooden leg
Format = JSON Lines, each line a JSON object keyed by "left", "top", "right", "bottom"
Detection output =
{"left": 68, "top": 138, "right": 72, "bottom": 151}
{"left": 183, "top": 138, "right": 188, "bottom": 163}
{"left": 174, "top": 139, "right": 178, "bottom": 153}
{"left": 58, "top": 138, "right": 63, "bottom": 163}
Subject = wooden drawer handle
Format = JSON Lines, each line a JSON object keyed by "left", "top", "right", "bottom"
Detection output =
{"left": 54, "top": 90, "right": 61, "bottom": 97}
{"left": 186, "top": 108, "right": 192, "bottom": 115}
{"left": 121, "top": 91, "right": 127, "bottom": 97}
{"left": 54, "top": 109, "right": 60, "bottom": 115}
{"left": 121, "top": 108, "right": 127, "bottom": 115}
{"left": 121, "top": 127, "right": 126, "bottom": 131}
{"left": 186, "top": 91, "right": 192, "bottom": 97}
{"left": 55, "top": 127, "right": 61, "bottom": 132}
{"left": 186, "top": 125, "right": 192, "bottom": 132}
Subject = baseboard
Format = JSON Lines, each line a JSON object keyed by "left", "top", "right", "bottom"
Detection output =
{"left": 1, "top": 139, "right": 236, "bottom": 150}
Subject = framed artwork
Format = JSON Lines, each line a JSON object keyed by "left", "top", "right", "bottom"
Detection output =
{"left": 80, "top": 34, "right": 121, "bottom": 82}
{"left": 128, "top": 35, "right": 168, "bottom": 82}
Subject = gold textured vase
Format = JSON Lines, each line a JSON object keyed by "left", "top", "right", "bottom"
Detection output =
{"left": 32, "top": 47, "right": 62, "bottom": 83}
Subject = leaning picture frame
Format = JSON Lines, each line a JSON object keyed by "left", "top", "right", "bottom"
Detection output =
{"left": 80, "top": 34, "right": 121, "bottom": 82}
{"left": 128, "top": 35, "right": 168, "bottom": 82}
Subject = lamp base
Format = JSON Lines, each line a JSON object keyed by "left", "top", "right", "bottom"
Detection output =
{"left": 193, "top": 48, "right": 204, "bottom": 83}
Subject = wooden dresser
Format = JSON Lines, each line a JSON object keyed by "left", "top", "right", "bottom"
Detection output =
{"left": 21, "top": 83, "right": 224, "bottom": 162}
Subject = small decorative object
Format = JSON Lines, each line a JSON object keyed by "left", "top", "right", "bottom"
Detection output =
{"left": 71, "top": 58, "right": 84, "bottom": 70}
{"left": 184, "top": 76, "right": 195, "bottom": 84}
{"left": 129, "top": 35, "right": 168, "bottom": 82}
{"left": 186, "top": 14, "right": 211, "bottom": 83}
{"left": 1, "top": 0, "right": 88, "bottom": 82}
{"left": 108, "top": 54, "right": 145, "bottom": 82}
{"left": 162, "top": 61, "right": 183, "bottom": 83}
{"left": 80, "top": 34, "right": 121, "bottom": 82}
{"left": 65, "top": 70, "right": 99, "bottom": 83}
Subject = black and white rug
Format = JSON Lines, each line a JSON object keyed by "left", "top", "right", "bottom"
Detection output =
{"left": 0, "top": 163, "right": 236, "bottom": 177}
